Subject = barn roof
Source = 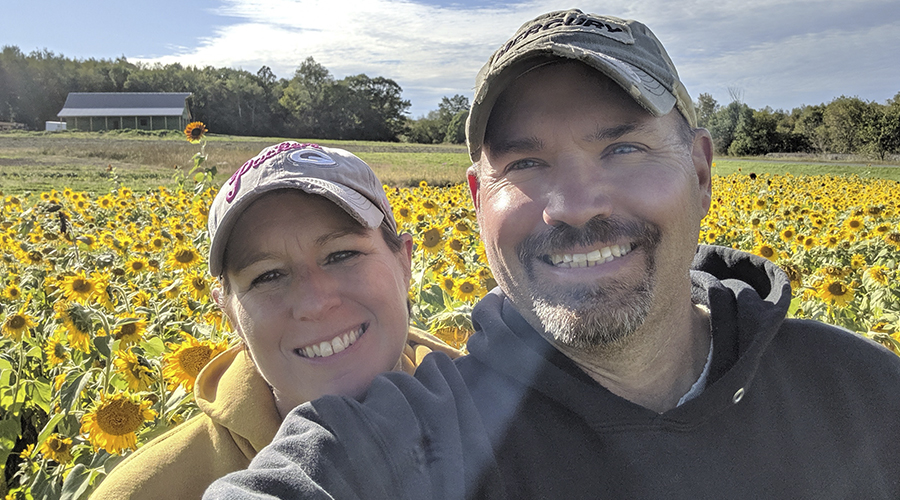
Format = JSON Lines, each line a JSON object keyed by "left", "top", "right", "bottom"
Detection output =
{"left": 57, "top": 92, "right": 191, "bottom": 117}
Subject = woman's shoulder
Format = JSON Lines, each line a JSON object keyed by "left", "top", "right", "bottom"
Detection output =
{"left": 404, "top": 325, "right": 466, "bottom": 369}
{"left": 89, "top": 411, "right": 247, "bottom": 500}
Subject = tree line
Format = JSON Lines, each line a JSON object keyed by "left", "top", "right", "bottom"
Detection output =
{"left": 698, "top": 91, "right": 900, "bottom": 160}
{"left": 1, "top": 45, "right": 898, "bottom": 156}
{"left": 0, "top": 46, "right": 465, "bottom": 142}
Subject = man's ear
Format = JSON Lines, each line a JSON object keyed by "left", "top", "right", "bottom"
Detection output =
{"left": 691, "top": 128, "right": 714, "bottom": 215}
{"left": 466, "top": 165, "right": 480, "bottom": 211}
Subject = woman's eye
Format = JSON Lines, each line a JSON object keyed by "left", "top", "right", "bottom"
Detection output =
{"left": 325, "top": 250, "right": 360, "bottom": 265}
{"left": 250, "top": 270, "right": 281, "bottom": 287}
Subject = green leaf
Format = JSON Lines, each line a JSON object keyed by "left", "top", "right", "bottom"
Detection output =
{"left": 142, "top": 336, "right": 167, "bottom": 358}
{"left": 61, "top": 372, "right": 90, "bottom": 412}
{"left": 30, "top": 378, "right": 53, "bottom": 414}
{"left": 60, "top": 463, "right": 93, "bottom": 500}
{"left": 93, "top": 335, "right": 112, "bottom": 359}
{"left": 36, "top": 412, "right": 66, "bottom": 448}
{"left": 0, "top": 417, "right": 21, "bottom": 474}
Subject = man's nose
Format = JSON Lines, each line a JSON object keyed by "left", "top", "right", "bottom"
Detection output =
{"left": 291, "top": 269, "right": 342, "bottom": 321}
{"left": 542, "top": 160, "right": 613, "bottom": 228}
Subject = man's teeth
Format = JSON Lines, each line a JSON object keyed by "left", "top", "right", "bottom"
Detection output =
{"left": 549, "top": 243, "right": 633, "bottom": 268}
{"left": 300, "top": 326, "right": 363, "bottom": 359}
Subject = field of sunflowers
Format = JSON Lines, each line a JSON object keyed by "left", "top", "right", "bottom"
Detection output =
{"left": 1, "top": 141, "right": 899, "bottom": 497}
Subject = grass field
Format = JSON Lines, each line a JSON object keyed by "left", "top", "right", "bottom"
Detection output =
{"left": 1, "top": 130, "right": 898, "bottom": 195}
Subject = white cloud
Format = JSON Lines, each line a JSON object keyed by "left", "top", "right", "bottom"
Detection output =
{"left": 135, "top": 0, "right": 900, "bottom": 116}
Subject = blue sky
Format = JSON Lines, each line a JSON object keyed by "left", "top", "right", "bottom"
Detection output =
{"left": 4, "top": 0, "right": 899, "bottom": 118}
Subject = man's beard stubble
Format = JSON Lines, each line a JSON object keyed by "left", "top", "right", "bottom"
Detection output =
{"left": 516, "top": 216, "right": 661, "bottom": 351}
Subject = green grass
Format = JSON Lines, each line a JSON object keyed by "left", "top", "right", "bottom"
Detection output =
{"left": 1, "top": 130, "right": 898, "bottom": 195}
{"left": 713, "top": 159, "right": 900, "bottom": 182}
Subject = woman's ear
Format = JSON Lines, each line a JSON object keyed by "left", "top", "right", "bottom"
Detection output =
{"left": 211, "top": 285, "right": 226, "bottom": 309}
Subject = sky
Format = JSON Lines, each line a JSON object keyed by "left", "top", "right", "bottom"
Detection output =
{"left": 4, "top": 0, "right": 899, "bottom": 118}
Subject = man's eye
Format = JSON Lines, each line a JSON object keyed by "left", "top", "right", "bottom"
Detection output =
{"left": 506, "top": 158, "right": 541, "bottom": 172}
{"left": 250, "top": 270, "right": 281, "bottom": 287}
{"left": 608, "top": 144, "right": 642, "bottom": 155}
{"left": 325, "top": 250, "right": 360, "bottom": 265}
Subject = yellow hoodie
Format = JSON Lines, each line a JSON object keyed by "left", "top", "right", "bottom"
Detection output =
{"left": 90, "top": 326, "right": 462, "bottom": 500}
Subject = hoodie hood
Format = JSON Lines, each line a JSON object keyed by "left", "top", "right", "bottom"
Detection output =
{"left": 194, "top": 345, "right": 281, "bottom": 453}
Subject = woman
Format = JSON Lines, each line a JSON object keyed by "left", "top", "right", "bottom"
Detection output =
{"left": 91, "top": 142, "right": 461, "bottom": 499}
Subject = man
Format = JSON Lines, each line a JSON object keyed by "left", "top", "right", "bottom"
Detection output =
{"left": 206, "top": 10, "right": 900, "bottom": 499}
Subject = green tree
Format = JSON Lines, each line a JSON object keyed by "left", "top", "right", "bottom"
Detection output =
{"left": 695, "top": 92, "right": 718, "bottom": 129}
{"left": 444, "top": 109, "right": 468, "bottom": 144}
{"left": 821, "top": 95, "right": 868, "bottom": 154}
{"left": 707, "top": 100, "right": 753, "bottom": 155}
{"left": 860, "top": 93, "right": 900, "bottom": 160}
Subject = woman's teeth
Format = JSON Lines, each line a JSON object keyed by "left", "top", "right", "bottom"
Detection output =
{"left": 549, "top": 243, "right": 633, "bottom": 268}
{"left": 299, "top": 325, "right": 364, "bottom": 358}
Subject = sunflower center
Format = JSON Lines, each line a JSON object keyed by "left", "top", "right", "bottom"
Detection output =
{"left": 96, "top": 399, "right": 145, "bottom": 436}
{"left": 115, "top": 324, "right": 137, "bottom": 339}
{"left": 760, "top": 246, "right": 774, "bottom": 258}
{"left": 131, "top": 262, "right": 144, "bottom": 271}
{"left": 72, "top": 278, "right": 93, "bottom": 294}
{"left": 178, "top": 346, "right": 213, "bottom": 378}
{"left": 192, "top": 277, "right": 206, "bottom": 291}
{"left": 8, "top": 315, "right": 25, "bottom": 329}
{"left": 191, "top": 127, "right": 203, "bottom": 139}
{"left": 422, "top": 228, "right": 442, "bottom": 248}
{"left": 449, "top": 239, "right": 464, "bottom": 252}
{"left": 174, "top": 249, "right": 196, "bottom": 264}
{"left": 459, "top": 282, "right": 475, "bottom": 294}
{"left": 828, "top": 282, "right": 847, "bottom": 296}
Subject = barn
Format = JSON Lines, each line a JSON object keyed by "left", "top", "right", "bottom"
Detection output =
{"left": 57, "top": 92, "right": 192, "bottom": 132}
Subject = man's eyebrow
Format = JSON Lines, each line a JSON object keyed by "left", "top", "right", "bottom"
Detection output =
{"left": 584, "top": 123, "right": 641, "bottom": 142}
{"left": 486, "top": 136, "right": 544, "bottom": 157}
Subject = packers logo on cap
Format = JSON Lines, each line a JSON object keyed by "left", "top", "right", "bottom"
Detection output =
{"left": 289, "top": 148, "right": 337, "bottom": 167}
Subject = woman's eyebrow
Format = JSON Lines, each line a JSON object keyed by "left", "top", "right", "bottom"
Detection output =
{"left": 314, "top": 225, "right": 370, "bottom": 247}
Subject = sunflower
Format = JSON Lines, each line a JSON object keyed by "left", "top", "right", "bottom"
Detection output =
{"left": 781, "top": 226, "right": 797, "bottom": 243}
{"left": 3, "top": 284, "right": 22, "bottom": 301}
{"left": 166, "top": 246, "right": 201, "bottom": 270}
{"left": 800, "top": 236, "right": 816, "bottom": 251}
{"left": 452, "top": 279, "right": 483, "bottom": 302}
{"left": 844, "top": 216, "right": 864, "bottom": 232}
{"left": 44, "top": 337, "right": 68, "bottom": 367}
{"left": 865, "top": 266, "right": 891, "bottom": 286}
{"left": 114, "top": 348, "right": 156, "bottom": 391}
{"left": 39, "top": 434, "right": 73, "bottom": 463}
{"left": 420, "top": 227, "right": 444, "bottom": 255}
{"left": 445, "top": 237, "right": 465, "bottom": 254}
{"left": 60, "top": 272, "right": 98, "bottom": 303}
{"left": 125, "top": 257, "right": 149, "bottom": 275}
{"left": 439, "top": 275, "right": 455, "bottom": 294}
{"left": 81, "top": 392, "right": 156, "bottom": 454}
{"left": 885, "top": 232, "right": 900, "bottom": 250}
{"left": 817, "top": 278, "right": 854, "bottom": 307}
{"left": 163, "top": 334, "right": 228, "bottom": 392}
{"left": 2, "top": 308, "right": 35, "bottom": 341}
{"left": 395, "top": 206, "right": 414, "bottom": 224}
{"left": 780, "top": 263, "right": 803, "bottom": 290}
{"left": 182, "top": 271, "right": 210, "bottom": 302}
{"left": 184, "top": 121, "right": 208, "bottom": 143}
{"left": 113, "top": 319, "right": 147, "bottom": 347}
{"left": 752, "top": 242, "right": 777, "bottom": 261}
{"left": 55, "top": 301, "right": 93, "bottom": 353}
